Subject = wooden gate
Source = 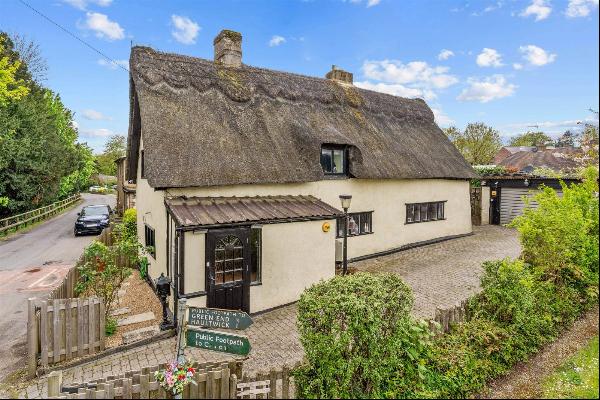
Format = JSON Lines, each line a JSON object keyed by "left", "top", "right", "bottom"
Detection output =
{"left": 470, "top": 187, "right": 482, "bottom": 226}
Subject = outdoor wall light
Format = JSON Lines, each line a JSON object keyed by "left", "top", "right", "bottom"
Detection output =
{"left": 155, "top": 273, "right": 173, "bottom": 330}
{"left": 524, "top": 178, "right": 530, "bottom": 187}
{"left": 339, "top": 194, "right": 352, "bottom": 276}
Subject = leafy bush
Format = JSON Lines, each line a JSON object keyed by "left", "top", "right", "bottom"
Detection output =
{"left": 76, "top": 241, "right": 131, "bottom": 318}
{"left": 294, "top": 273, "right": 433, "bottom": 399}
{"left": 510, "top": 166, "right": 599, "bottom": 307}
{"left": 105, "top": 317, "right": 117, "bottom": 336}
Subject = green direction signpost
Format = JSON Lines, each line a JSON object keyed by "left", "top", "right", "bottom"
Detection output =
{"left": 188, "top": 307, "right": 253, "bottom": 330}
{"left": 186, "top": 328, "right": 251, "bottom": 356}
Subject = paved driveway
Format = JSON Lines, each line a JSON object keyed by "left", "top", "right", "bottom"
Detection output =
{"left": 0, "top": 193, "right": 115, "bottom": 383}
{"left": 19, "top": 225, "right": 521, "bottom": 398}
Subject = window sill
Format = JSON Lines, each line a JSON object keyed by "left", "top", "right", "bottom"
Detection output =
{"left": 405, "top": 218, "right": 447, "bottom": 225}
{"left": 250, "top": 281, "right": 262, "bottom": 287}
{"left": 323, "top": 174, "right": 349, "bottom": 180}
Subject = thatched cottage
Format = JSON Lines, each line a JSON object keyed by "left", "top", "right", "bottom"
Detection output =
{"left": 126, "top": 30, "right": 476, "bottom": 314}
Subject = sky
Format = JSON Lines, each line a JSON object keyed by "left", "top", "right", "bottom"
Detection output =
{"left": 1, "top": 0, "right": 599, "bottom": 153}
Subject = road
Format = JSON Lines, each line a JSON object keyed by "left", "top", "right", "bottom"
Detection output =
{"left": 0, "top": 193, "right": 115, "bottom": 381}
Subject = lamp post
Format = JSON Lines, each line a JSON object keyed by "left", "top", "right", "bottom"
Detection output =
{"left": 155, "top": 273, "right": 173, "bottom": 330}
{"left": 339, "top": 194, "right": 352, "bottom": 276}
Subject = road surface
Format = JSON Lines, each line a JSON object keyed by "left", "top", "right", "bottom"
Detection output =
{"left": 0, "top": 193, "right": 115, "bottom": 381}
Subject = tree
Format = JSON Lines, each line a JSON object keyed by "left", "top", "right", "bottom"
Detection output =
{"left": 509, "top": 131, "right": 552, "bottom": 147}
{"left": 580, "top": 124, "right": 599, "bottom": 166}
{"left": 95, "top": 134, "right": 126, "bottom": 176}
{"left": 0, "top": 35, "right": 29, "bottom": 106}
{"left": 9, "top": 33, "right": 47, "bottom": 83}
{"left": 444, "top": 123, "right": 502, "bottom": 165}
{"left": 555, "top": 130, "right": 578, "bottom": 147}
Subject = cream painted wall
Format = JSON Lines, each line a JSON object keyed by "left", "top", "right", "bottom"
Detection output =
{"left": 168, "top": 178, "right": 472, "bottom": 259}
{"left": 184, "top": 231, "right": 205, "bottom": 295}
{"left": 136, "top": 138, "right": 168, "bottom": 280}
{"left": 250, "top": 219, "right": 336, "bottom": 312}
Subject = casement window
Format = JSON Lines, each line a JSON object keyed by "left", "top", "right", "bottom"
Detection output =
{"left": 250, "top": 226, "right": 262, "bottom": 284}
{"left": 406, "top": 201, "right": 446, "bottom": 224}
{"left": 144, "top": 224, "right": 156, "bottom": 258}
{"left": 320, "top": 146, "right": 347, "bottom": 176}
{"left": 336, "top": 211, "right": 373, "bottom": 238}
{"left": 140, "top": 150, "right": 146, "bottom": 179}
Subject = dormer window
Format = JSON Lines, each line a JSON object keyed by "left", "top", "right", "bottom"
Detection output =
{"left": 321, "top": 145, "right": 347, "bottom": 176}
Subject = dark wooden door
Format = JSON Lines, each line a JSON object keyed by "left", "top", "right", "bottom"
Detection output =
{"left": 206, "top": 228, "right": 250, "bottom": 313}
{"left": 490, "top": 187, "right": 501, "bottom": 225}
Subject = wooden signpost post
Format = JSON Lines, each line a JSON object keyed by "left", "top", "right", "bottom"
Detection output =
{"left": 176, "top": 303, "right": 254, "bottom": 359}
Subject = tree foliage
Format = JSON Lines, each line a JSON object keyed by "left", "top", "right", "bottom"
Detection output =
{"left": 509, "top": 131, "right": 552, "bottom": 147}
{"left": 0, "top": 32, "right": 94, "bottom": 217}
{"left": 0, "top": 35, "right": 29, "bottom": 106}
{"left": 444, "top": 123, "right": 502, "bottom": 165}
{"left": 95, "top": 134, "right": 126, "bottom": 176}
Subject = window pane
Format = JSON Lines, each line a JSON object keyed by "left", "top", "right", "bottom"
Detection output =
{"left": 414, "top": 205, "right": 421, "bottom": 222}
{"left": 429, "top": 203, "right": 437, "bottom": 220}
{"left": 348, "top": 216, "right": 359, "bottom": 235}
{"left": 332, "top": 149, "right": 344, "bottom": 174}
{"left": 320, "top": 149, "right": 332, "bottom": 173}
{"left": 438, "top": 202, "right": 444, "bottom": 219}
{"left": 362, "top": 213, "right": 371, "bottom": 233}
{"left": 407, "top": 205, "right": 414, "bottom": 223}
{"left": 421, "top": 204, "right": 428, "bottom": 221}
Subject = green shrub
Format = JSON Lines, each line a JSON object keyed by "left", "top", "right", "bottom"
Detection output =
{"left": 122, "top": 208, "right": 137, "bottom": 241}
{"left": 105, "top": 317, "right": 118, "bottom": 336}
{"left": 510, "top": 166, "right": 599, "bottom": 307}
{"left": 294, "top": 273, "right": 433, "bottom": 399}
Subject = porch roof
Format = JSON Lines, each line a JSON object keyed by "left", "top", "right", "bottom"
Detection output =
{"left": 166, "top": 195, "right": 343, "bottom": 228}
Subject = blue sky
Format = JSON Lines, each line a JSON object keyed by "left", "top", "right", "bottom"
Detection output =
{"left": 2, "top": 0, "right": 598, "bottom": 153}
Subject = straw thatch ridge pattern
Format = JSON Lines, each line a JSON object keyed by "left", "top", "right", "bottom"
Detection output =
{"left": 126, "top": 46, "right": 476, "bottom": 188}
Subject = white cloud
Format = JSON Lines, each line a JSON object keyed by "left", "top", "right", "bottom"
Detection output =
{"left": 356, "top": 59, "right": 458, "bottom": 101}
{"left": 476, "top": 48, "right": 503, "bottom": 67}
{"left": 366, "top": 0, "right": 381, "bottom": 6}
{"left": 81, "top": 109, "right": 111, "bottom": 121}
{"left": 354, "top": 81, "right": 435, "bottom": 100}
{"left": 431, "top": 108, "right": 455, "bottom": 127}
{"left": 519, "top": 45, "right": 557, "bottom": 66}
{"left": 520, "top": 0, "right": 552, "bottom": 21}
{"left": 513, "top": 63, "right": 524, "bottom": 70}
{"left": 80, "top": 128, "right": 117, "bottom": 138}
{"left": 438, "top": 49, "right": 455, "bottom": 61}
{"left": 268, "top": 35, "right": 286, "bottom": 47}
{"left": 84, "top": 12, "right": 124, "bottom": 41}
{"left": 97, "top": 58, "right": 128, "bottom": 70}
{"left": 457, "top": 75, "right": 516, "bottom": 103}
{"left": 504, "top": 115, "right": 599, "bottom": 135}
{"left": 63, "top": 0, "right": 112, "bottom": 10}
{"left": 565, "top": 0, "right": 599, "bottom": 17}
{"left": 362, "top": 60, "right": 458, "bottom": 89}
{"left": 170, "top": 15, "right": 200, "bottom": 45}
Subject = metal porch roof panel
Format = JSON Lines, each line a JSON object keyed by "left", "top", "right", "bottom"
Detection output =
{"left": 166, "top": 195, "right": 343, "bottom": 227}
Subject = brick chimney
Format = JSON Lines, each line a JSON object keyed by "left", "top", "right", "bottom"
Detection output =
{"left": 214, "top": 30, "right": 242, "bottom": 67}
{"left": 326, "top": 65, "right": 353, "bottom": 84}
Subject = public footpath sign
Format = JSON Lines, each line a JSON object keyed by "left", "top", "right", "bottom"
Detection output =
{"left": 188, "top": 307, "right": 253, "bottom": 330}
{"left": 186, "top": 328, "right": 251, "bottom": 356}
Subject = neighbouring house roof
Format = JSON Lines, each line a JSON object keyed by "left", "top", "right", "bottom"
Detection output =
{"left": 497, "top": 149, "right": 581, "bottom": 172}
{"left": 126, "top": 46, "right": 476, "bottom": 188}
{"left": 166, "top": 195, "right": 343, "bottom": 228}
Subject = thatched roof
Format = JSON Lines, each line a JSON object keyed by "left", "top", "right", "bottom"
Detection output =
{"left": 126, "top": 46, "right": 476, "bottom": 188}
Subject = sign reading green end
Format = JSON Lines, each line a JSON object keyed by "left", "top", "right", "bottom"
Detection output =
{"left": 188, "top": 307, "right": 253, "bottom": 330}
{"left": 186, "top": 328, "right": 251, "bottom": 356}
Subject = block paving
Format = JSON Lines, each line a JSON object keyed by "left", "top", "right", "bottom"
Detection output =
{"left": 20, "top": 225, "right": 520, "bottom": 398}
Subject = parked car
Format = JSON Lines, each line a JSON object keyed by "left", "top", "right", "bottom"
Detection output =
{"left": 74, "top": 204, "right": 113, "bottom": 236}
{"left": 89, "top": 185, "right": 102, "bottom": 193}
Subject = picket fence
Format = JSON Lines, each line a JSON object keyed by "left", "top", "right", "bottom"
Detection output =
{"left": 0, "top": 194, "right": 81, "bottom": 235}
{"left": 429, "top": 299, "right": 471, "bottom": 334}
{"left": 47, "top": 360, "right": 297, "bottom": 399}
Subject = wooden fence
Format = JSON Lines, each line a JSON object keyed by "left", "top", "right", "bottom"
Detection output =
{"left": 0, "top": 194, "right": 81, "bottom": 235}
{"left": 429, "top": 299, "right": 471, "bottom": 334}
{"left": 47, "top": 361, "right": 297, "bottom": 399}
{"left": 28, "top": 297, "right": 106, "bottom": 377}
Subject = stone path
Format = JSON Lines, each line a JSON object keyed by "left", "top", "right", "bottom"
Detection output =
{"left": 20, "top": 225, "right": 520, "bottom": 398}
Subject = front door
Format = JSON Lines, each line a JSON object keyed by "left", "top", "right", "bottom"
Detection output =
{"left": 206, "top": 228, "right": 250, "bottom": 313}
{"left": 490, "top": 187, "right": 501, "bottom": 225}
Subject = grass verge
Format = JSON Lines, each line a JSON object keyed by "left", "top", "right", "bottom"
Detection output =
{"left": 541, "top": 335, "right": 599, "bottom": 399}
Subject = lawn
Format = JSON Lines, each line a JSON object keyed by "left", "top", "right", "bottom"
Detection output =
{"left": 541, "top": 335, "right": 599, "bottom": 399}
